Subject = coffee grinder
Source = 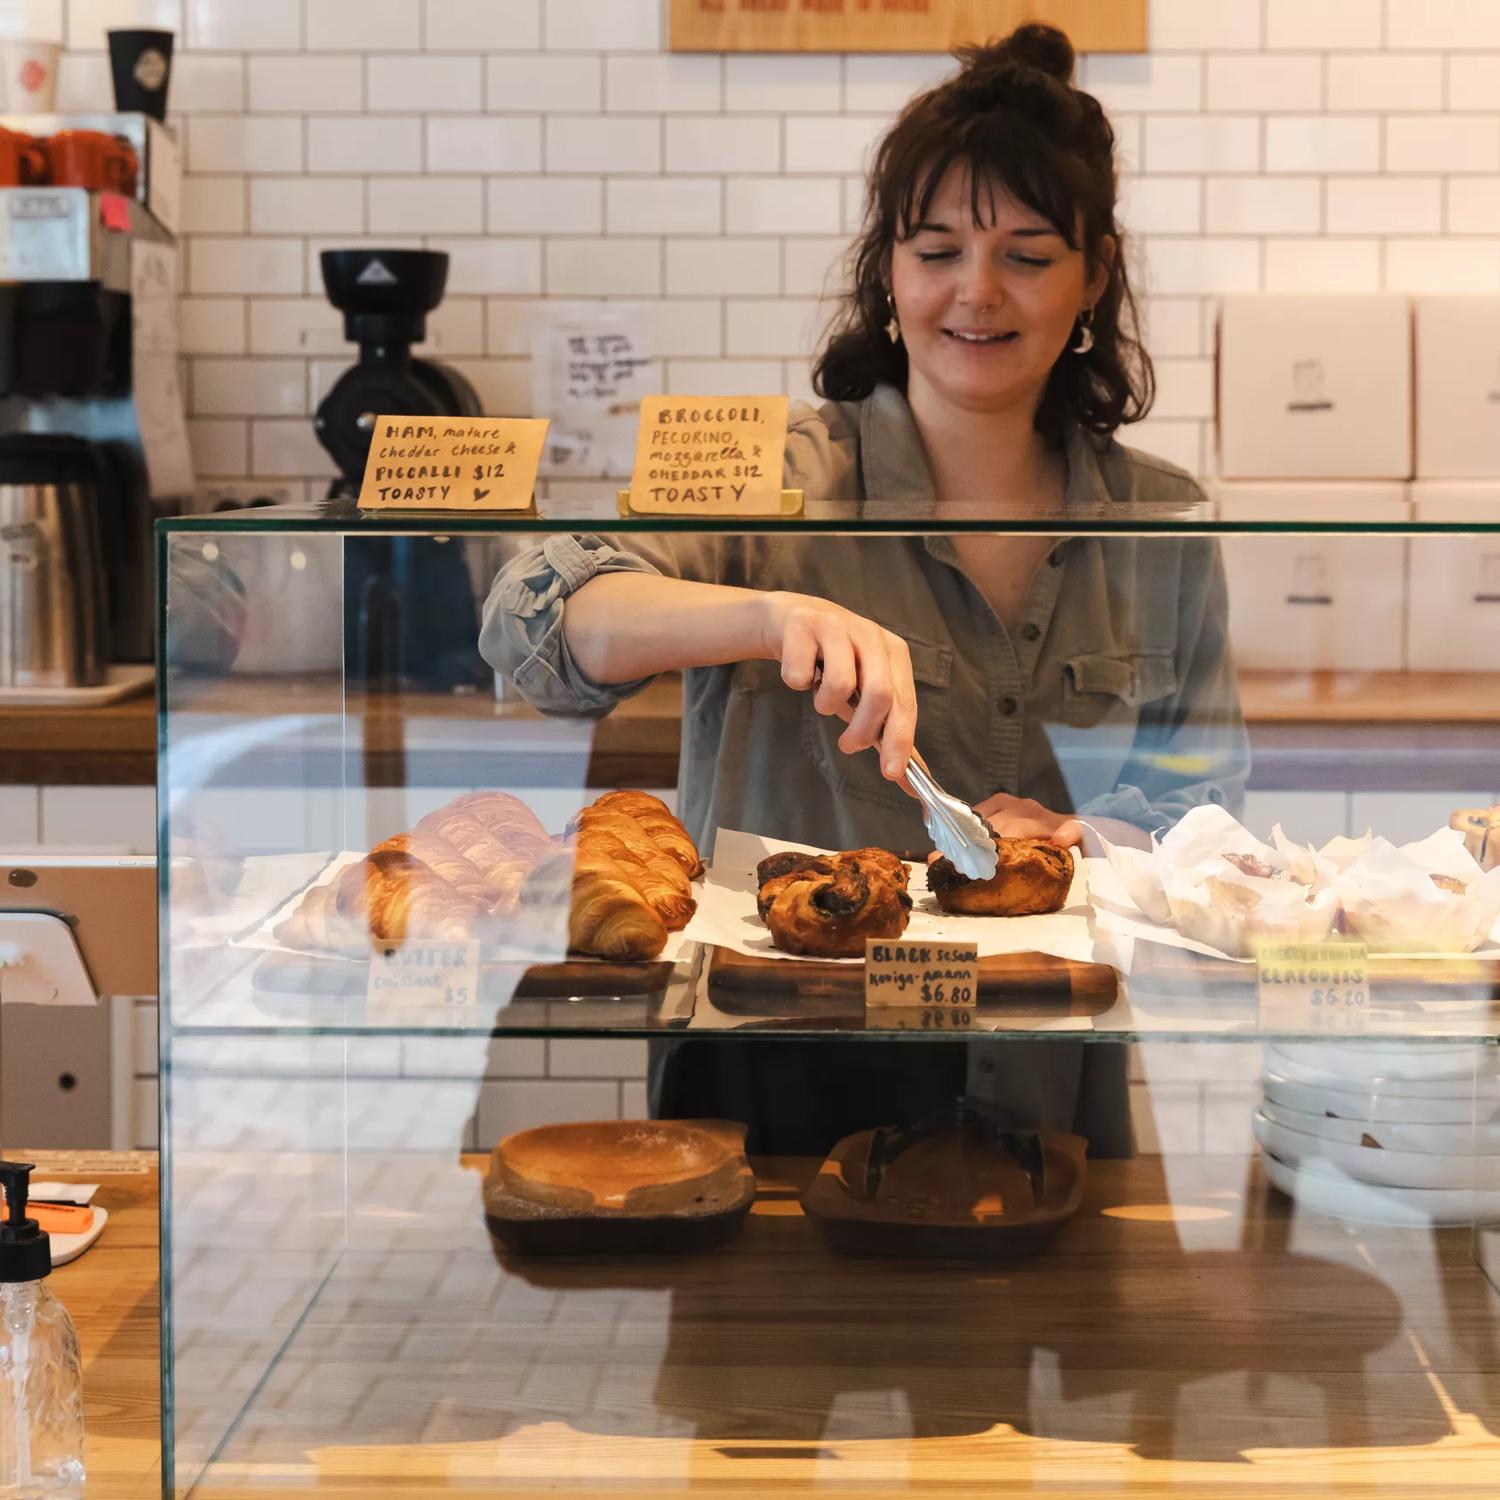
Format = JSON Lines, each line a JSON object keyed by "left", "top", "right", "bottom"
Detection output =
{"left": 314, "top": 248, "right": 488, "bottom": 693}
{"left": 314, "top": 248, "right": 481, "bottom": 500}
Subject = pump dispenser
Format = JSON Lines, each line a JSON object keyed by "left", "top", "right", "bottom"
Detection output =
{"left": 0, "top": 1161, "right": 84, "bottom": 1498}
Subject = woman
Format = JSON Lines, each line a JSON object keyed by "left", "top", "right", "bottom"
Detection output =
{"left": 482, "top": 25, "right": 1248, "bottom": 1153}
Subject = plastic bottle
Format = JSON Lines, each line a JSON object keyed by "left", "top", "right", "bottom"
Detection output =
{"left": 0, "top": 1161, "right": 84, "bottom": 1499}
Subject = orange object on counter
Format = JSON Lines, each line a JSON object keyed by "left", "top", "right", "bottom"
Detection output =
{"left": 0, "top": 126, "right": 48, "bottom": 186}
{"left": 45, "top": 130, "right": 139, "bottom": 195}
{"left": 0, "top": 1190, "right": 94, "bottom": 1237}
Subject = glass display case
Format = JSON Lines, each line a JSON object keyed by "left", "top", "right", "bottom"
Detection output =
{"left": 157, "top": 494, "right": 1500, "bottom": 1498}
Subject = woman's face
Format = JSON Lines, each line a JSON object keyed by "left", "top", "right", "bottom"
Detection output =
{"left": 889, "top": 164, "right": 1110, "bottom": 417}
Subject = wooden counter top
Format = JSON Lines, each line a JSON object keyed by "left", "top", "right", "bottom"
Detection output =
{"left": 55, "top": 1151, "right": 1500, "bottom": 1499}
{"left": 3, "top": 672, "right": 1497, "bottom": 789}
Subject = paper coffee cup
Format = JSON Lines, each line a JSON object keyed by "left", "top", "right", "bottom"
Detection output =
{"left": 2, "top": 39, "right": 62, "bottom": 112}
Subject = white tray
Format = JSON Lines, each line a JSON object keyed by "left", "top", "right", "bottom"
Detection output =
{"left": 1271, "top": 1040, "right": 1496, "bottom": 1083}
{"left": 1262, "top": 1068, "right": 1500, "bottom": 1125}
{"left": 1266, "top": 1047, "right": 1500, "bottom": 1099}
{"left": 1259, "top": 1097, "right": 1500, "bottom": 1156}
{"left": 1255, "top": 1110, "right": 1500, "bottom": 1191}
{"left": 1262, "top": 1150, "right": 1499, "bottom": 1226}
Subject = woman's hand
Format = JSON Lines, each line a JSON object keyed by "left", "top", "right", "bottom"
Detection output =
{"left": 973, "top": 792, "right": 1084, "bottom": 849}
{"left": 759, "top": 591, "right": 917, "bottom": 784}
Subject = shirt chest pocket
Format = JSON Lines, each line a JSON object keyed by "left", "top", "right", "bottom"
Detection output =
{"left": 1060, "top": 651, "right": 1178, "bottom": 729}
{"left": 731, "top": 629, "right": 954, "bottom": 813}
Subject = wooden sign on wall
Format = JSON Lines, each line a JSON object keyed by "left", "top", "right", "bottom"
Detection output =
{"left": 669, "top": 0, "right": 1147, "bottom": 54}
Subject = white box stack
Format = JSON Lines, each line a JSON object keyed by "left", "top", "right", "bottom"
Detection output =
{"left": 1215, "top": 482, "right": 1409, "bottom": 672}
{"left": 1414, "top": 297, "right": 1500, "bottom": 480}
{"left": 1407, "top": 480, "right": 1500, "bottom": 671}
{"left": 1216, "top": 295, "right": 1413, "bottom": 480}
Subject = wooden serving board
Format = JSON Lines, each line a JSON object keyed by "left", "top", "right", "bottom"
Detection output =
{"left": 802, "top": 1128, "right": 1088, "bottom": 1259}
{"left": 483, "top": 1119, "right": 756, "bottom": 1255}
{"left": 251, "top": 951, "right": 674, "bottom": 1001}
{"left": 707, "top": 945, "right": 1117, "bottom": 1019}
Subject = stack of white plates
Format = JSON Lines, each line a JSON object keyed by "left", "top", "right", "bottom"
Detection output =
{"left": 1257, "top": 1042, "right": 1500, "bottom": 1226}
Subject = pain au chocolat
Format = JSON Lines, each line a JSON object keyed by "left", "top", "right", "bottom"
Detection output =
{"left": 755, "top": 848, "right": 912, "bottom": 958}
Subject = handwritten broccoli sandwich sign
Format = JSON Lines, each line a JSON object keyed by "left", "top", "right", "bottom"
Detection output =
{"left": 357, "top": 416, "right": 549, "bottom": 511}
{"left": 624, "top": 395, "right": 795, "bottom": 516}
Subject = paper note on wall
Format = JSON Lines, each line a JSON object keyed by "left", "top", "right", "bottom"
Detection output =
{"left": 131, "top": 240, "right": 195, "bottom": 498}
{"left": 531, "top": 303, "right": 653, "bottom": 479}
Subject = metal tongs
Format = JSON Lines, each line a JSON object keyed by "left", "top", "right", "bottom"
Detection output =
{"left": 812, "top": 660, "right": 999, "bottom": 881}
{"left": 905, "top": 758, "right": 999, "bottom": 881}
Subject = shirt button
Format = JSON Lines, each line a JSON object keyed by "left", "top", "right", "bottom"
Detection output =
{"left": 1048, "top": 548, "right": 1065, "bottom": 567}
{"left": 1000, "top": 696, "right": 1019, "bottom": 717}
{"left": 1208, "top": 786, "right": 1225, "bottom": 804}
{"left": 1021, "top": 622, "right": 1040, "bottom": 643}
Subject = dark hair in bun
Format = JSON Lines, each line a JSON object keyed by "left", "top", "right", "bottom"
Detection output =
{"left": 814, "top": 22, "right": 1153, "bottom": 444}
{"left": 990, "top": 20, "right": 1076, "bottom": 81}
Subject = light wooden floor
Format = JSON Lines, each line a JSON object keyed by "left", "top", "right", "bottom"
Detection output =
{"left": 65, "top": 1153, "right": 1500, "bottom": 1499}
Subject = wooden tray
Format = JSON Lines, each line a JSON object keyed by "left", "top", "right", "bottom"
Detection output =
{"left": 707, "top": 946, "right": 1117, "bottom": 1019}
{"left": 802, "top": 1128, "right": 1088, "bottom": 1258}
{"left": 251, "top": 950, "right": 675, "bottom": 1002}
{"left": 483, "top": 1119, "right": 756, "bottom": 1255}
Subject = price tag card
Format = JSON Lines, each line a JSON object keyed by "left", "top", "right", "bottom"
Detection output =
{"left": 367, "top": 940, "right": 480, "bottom": 1019}
{"left": 357, "top": 416, "right": 549, "bottom": 511}
{"left": 1256, "top": 940, "right": 1371, "bottom": 1033}
{"left": 625, "top": 395, "right": 793, "bottom": 515}
{"left": 864, "top": 939, "right": 981, "bottom": 1033}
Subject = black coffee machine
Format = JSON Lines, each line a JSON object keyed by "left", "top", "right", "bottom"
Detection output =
{"left": 314, "top": 248, "right": 488, "bottom": 693}
{"left": 314, "top": 248, "right": 481, "bottom": 499}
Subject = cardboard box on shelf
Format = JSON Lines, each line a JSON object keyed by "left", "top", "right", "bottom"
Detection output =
{"left": 1407, "top": 480, "right": 1500, "bottom": 671}
{"left": 1216, "top": 295, "right": 1412, "bottom": 481}
{"left": 1414, "top": 297, "right": 1500, "bottom": 479}
{"left": 1217, "top": 483, "right": 1408, "bottom": 673}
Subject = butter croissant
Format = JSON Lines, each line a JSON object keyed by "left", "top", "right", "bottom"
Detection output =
{"left": 574, "top": 826, "right": 695, "bottom": 930}
{"left": 414, "top": 803, "right": 541, "bottom": 913}
{"left": 521, "top": 848, "right": 669, "bottom": 961}
{"left": 374, "top": 831, "right": 500, "bottom": 911}
{"left": 273, "top": 879, "right": 366, "bottom": 957}
{"left": 276, "top": 786, "right": 700, "bottom": 965}
{"left": 589, "top": 790, "right": 704, "bottom": 877}
{"left": 335, "top": 848, "right": 489, "bottom": 946}
{"left": 573, "top": 809, "right": 693, "bottom": 904}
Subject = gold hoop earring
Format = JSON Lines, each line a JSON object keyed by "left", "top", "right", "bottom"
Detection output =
{"left": 1071, "top": 307, "right": 1095, "bottom": 355}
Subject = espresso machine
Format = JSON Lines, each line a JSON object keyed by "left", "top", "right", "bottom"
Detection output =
{"left": 0, "top": 110, "right": 190, "bottom": 697}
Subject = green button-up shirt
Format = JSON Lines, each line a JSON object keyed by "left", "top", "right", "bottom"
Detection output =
{"left": 480, "top": 384, "right": 1248, "bottom": 855}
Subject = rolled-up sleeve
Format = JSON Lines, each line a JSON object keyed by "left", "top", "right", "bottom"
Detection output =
{"left": 1076, "top": 539, "right": 1250, "bottom": 831}
{"left": 478, "top": 534, "right": 663, "bottom": 717}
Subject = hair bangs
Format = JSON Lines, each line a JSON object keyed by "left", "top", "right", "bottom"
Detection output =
{"left": 894, "top": 114, "right": 1082, "bottom": 250}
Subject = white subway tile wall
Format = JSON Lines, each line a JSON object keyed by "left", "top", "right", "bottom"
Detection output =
{"left": 10, "top": 3, "right": 1500, "bottom": 1140}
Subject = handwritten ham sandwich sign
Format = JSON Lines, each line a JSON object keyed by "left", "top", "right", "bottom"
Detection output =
{"left": 627, "top": 395, "right": 790, "bottom": 515}
{"left": 357, "top": 416, "right": 549, "bottom": 511}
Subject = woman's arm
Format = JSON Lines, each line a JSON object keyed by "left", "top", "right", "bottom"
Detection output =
{"left": 561, "top": 572, "right": 777, "bottom": 681}
{"left": 564, "top": 573, "right": 919, "bottom": 782}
